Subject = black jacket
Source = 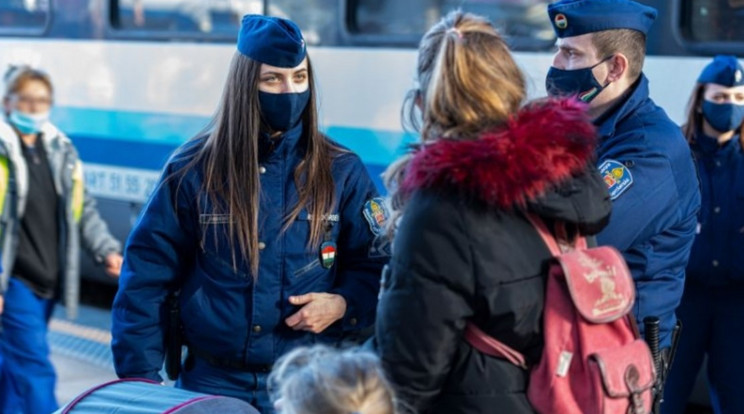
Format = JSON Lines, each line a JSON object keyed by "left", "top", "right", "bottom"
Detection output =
{"left": 376, "top": 99, "right": 612, "bottom": 414}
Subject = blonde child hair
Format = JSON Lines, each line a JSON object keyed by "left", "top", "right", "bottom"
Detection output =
{"left": 268, "top": 345, "right": 396, "bottom": 414}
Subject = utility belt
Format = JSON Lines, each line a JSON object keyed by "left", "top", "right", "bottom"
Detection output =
{"left": 187, "top": 346, "right": 272, "bottom": 374}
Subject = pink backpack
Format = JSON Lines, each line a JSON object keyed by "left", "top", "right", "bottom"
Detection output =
{"left": 465, "top": 215, "right": 656, "bottom": 414}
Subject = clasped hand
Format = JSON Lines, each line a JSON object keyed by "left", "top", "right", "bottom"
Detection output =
{"left": 284, "top": 292, "right": 347, "bottom": 334}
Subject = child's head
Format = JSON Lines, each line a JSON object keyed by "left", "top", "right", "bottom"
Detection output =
{"left": 269, "top": 345, "right": 396, "bottom": 414}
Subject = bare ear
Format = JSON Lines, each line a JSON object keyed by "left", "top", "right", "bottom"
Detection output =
{"left": 606, "top": 54, "right": 629, "bottom": 83}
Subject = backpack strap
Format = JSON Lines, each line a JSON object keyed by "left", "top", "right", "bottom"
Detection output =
{"left": 525, "top": 213, "right": 587, "bottom": 256}
{"left": 464, "top": 323, "right": 528, "bottom": 369}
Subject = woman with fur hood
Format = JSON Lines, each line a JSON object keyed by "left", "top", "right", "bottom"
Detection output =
{"left": 375, "top": 11, "right": 612, "bottom": 414}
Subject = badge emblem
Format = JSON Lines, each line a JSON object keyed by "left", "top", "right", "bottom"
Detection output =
{"left": 598, "top": 159, "right": 633, "bottom": 200}
{"left": 554, "top": 13, "right": 568, "bottom": 30}
{"left": 736, "top": 69, "right": 742, "bottom": 84}
{"left": 320, "top": 241, "right": 337, "bottom": 269}
{"left": 363, "top": 197, "right": 389, "bottom": 236}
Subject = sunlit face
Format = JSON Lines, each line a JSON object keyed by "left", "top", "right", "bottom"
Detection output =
{"left": 552, "top": 33, "right": 602, "bottom": 70}
{"left": 4, "top": 79, "right": 52, "bottom": 115}
{"left": 258, "top": 58, "right": 309, "bottom": 94}
{"left": 704, "top": 83, "right": 744, "bottom": 105}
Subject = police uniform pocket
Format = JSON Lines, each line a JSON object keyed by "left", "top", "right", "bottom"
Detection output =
{"left": 293, "top": 258, "right": 321, "bottom": 277}
{"left": 198, "top": 213, "right": 249, "bottom": 268}
{"left": 198, "top": 250, "right": 251, "bottom": 285}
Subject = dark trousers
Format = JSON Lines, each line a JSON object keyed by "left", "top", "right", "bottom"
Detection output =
{"left": 176, "top": 354, "right": 273, "bottom": 414}
{"left": 0, "top": 277, "right": 58, "bottom": 414}
{"left": 662, "top": 283, "right": 744, "bottom": 414}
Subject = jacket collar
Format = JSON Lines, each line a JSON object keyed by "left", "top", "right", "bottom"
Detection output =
{"left": 694, "top": 131, "right": 741, "bottom": 159}
{"left": 401, "top": 98, "right": 597, "bottom": 209}
{"left": 259, "top": 121, "right": 304, "bottom": 161}
{"left": 595, "top": 74, "right": 649, "bottom": 140}
{"left": 0, "top": 117, "right": 68, "bottom": 151}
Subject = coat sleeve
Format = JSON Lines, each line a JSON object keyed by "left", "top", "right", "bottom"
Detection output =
{"left": 111, "top": 164, "right": 198, "bottom": 382}
{"left": 375, "top": 191, "right": 475, "bottom": 413}
{"left": 78, "top": 185, "right": 122, "bottom": 260}
{"left": 331, "top": 156, "right": 388, "bottom": 331}
{"left": 596, "top": 153, "right": 695, "bottom": 348}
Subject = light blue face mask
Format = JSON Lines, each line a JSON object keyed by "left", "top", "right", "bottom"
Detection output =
{"left": 8, "top": 110, "right": 49, "bottom": 134}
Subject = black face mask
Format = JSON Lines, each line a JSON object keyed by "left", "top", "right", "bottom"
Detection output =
{"left": 258, "top": 89, "right": 310, "bottom": 132}
{"left": 545, "top": 56, "right": 613, "bottom": 103}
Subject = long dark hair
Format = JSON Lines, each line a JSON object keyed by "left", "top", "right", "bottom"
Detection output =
{"left": 682, "top": 82, "right": 744, "bottom": 147}
{"left": 176, "top": 52, "right": 341, "bottom": 275}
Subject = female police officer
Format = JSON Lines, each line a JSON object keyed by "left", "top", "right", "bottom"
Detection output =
{"left": 662, "top": 55, "right": 744, "bottom": 414}
{"left": 111, "top": 15, "right": 388, "bottom": 413}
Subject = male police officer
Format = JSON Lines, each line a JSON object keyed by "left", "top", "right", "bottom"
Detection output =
{"left": 545, "top": 0, "right": 700, "bottom": 353}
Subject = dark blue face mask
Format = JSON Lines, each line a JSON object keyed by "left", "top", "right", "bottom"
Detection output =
{"left": 702, "top": 100, "right": 744, "bottom": 133}
{"left": 545, "top": 56, "right": 613, "bottom": 103}
{"left": 258, "top": 89, "right": 310, "bottom": 132}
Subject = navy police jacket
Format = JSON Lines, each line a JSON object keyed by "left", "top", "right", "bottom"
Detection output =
{"left": 594, "top": 75, "right": 701, "bottom": 348}
{"left": 687, "top": 134, "right": 744, "bottom": 288}
{"left": 111, "top": 123, "right": 387, "bottom": 381}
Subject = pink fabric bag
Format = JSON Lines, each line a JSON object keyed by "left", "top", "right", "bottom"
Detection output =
{"left": 465, "top": 215, "right": 656, "bottom": 414}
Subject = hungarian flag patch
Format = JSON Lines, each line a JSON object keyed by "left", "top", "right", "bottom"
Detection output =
{"left": 320, "top": 241, "right": 337, "bottom": 269}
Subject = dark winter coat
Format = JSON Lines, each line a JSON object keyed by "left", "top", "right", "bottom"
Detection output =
{"left": 375, "top": 99, "right": 612, "bottom": 414}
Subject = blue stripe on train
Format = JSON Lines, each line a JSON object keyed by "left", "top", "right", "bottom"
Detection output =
{"left": 52, "top": 107, "right": 415, "bottom": 193}
{"left": 52, "top": 107, "right": 416, "bottom": 165}
{"left": 53, "top": 107, "right": 415, "bottom": 192}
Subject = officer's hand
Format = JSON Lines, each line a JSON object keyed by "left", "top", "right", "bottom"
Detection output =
{"left": 104, "top": 253, "right": 124, "bottom": 278}
{"left": 285, "top": 293, "right": 347, "bottom": 333}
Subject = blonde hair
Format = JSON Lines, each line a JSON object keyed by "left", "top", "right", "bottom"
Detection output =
{"left": 268, "top": 346, "right": 396, "bottom": 414}
{"left": 387, "top": 10, "right": 526, "bottom": 231}
{"left": 3, "top": 65, "right": 53, "bottom": 99}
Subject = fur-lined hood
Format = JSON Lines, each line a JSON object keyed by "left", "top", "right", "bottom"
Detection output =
{"left": 402, "top": 98, "right": 599, "bottom": 209}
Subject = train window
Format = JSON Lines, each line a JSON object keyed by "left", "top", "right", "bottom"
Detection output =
{"left": 111, "top": 0, "right": 263, "bottom": 36}
{"left": 682, "top": 0, "right": 744, "bottom": 43}
{"left": 0, "top": 0, "right": 50, "bottom": 34}
{"left": 266, "top": 0, "right": 338, "bottom": 45}
{"left": 346, "top": 0, "right": 556, "bottom": 50}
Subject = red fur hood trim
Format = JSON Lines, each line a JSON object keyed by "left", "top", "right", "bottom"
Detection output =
{"left": 401, "top": 98, "right": 597, "bottom": 208}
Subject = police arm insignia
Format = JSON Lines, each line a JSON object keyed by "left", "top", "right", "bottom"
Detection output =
{"left": 598, "top": 159, "right": 633, "bottom": 201}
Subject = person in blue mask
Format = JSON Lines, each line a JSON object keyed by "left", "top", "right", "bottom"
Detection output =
{"left": 662, "top": 55, "right": 744, "bottom": 414}
{"left": 111, "top": 15, "right": 388, "bottom": 414}
{"left": 544, "top": 0, "right": 700, "bottom": 368}
{"left": 0, "top": 65, "right": 123, "bottom": 414}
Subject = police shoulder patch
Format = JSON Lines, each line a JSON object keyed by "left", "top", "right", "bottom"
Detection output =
{"left": 598, "top": 159, "right": 633, "bottom": 201}
{"left": 363, "top": 197, "right": 389, "bottom": 236}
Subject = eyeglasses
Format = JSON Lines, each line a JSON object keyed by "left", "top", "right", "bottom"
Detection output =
{"left": 11, "top": 94, "right": 53, "bottom": 107}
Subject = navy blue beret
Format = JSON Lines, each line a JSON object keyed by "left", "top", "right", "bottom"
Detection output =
{"left": 698, "top": 55, "right": 744, "bottom": 87}
{"left": 237, "top": 15, "right": 306, "bottom": 68}
{"left": 547, "top": 0, "right": 657, "bottom": 38}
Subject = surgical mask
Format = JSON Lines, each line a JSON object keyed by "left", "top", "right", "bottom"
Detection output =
{"left": 702, "top": 100, "right": 744, "bottom": 133}
{"left": 259, "top": 90, "right": 310, "bottom": 132}
{"left": 545, "top": 56, "right": 613, "bottom": 103}
{"left": 8, "top": 110, "right": 49, "bottom": 134}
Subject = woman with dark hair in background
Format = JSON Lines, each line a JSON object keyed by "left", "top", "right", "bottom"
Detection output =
{"left": 111, "top": 15, "right": 387, "bottom": 414}
{"left": 663, "top": 55, "right": 744, "bottom": 414}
